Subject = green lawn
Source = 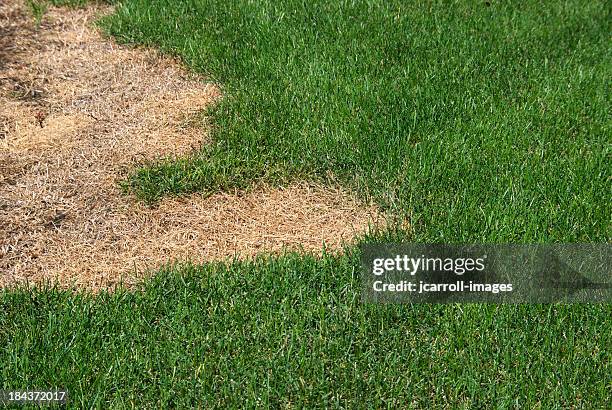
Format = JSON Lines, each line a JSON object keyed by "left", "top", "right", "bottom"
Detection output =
{"left": 2, "top": 254, "right": 611, "bottom": 407}
{"left": 104, "top": 0, "right": 611, "bottom": 242}
{"left": 2, "top": 0, "right": 611, "bottom": 407}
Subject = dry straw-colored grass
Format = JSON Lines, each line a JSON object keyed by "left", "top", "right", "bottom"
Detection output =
{"left": 0, "top": 1, "right": 383, "bottom": 290}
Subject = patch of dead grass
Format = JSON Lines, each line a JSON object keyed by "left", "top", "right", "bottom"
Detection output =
{"left": 0, "top": 0, "right": 384, "bottom": 291}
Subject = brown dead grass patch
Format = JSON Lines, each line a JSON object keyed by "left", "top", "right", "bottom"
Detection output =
{"left": 0, "top": 1, "right": 384, "bottom": 291}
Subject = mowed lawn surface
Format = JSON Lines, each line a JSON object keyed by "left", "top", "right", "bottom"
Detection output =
{"left": 2, "top": 257, "right": 611, "bottom": 408}
{"left": 2, "top": 0, "right": 611, "bottom": 407}
{"left": 109, "top": 0, "right": 611, "bottom": 243}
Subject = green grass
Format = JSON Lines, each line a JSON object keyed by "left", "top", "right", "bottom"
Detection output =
{"left": 2, "top": 0, "right": 611, "bottom": 407}
{"left": 102, "top": 0, "right": 611, "bottom": 242}
{"left": 25, "top": 0, "right": 48, "bottom": 26}
{"left": 2, "top": 251, "right": 611, "bottom": 408}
